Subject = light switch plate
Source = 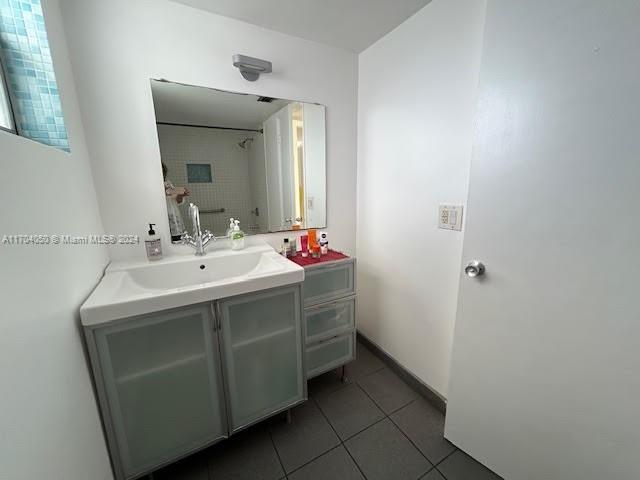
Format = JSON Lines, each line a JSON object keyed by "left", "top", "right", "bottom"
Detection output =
{"left": 439, "top": 205, "right": 463, "bottom": 231}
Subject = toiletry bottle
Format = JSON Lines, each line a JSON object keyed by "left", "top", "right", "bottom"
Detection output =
{"left": 226, "top": 218, "right": 235, "bottom": 238}
{"left": 145, "top": 223, "right": 163, "bottom": 261}
{"left": 290, "top": 237, "right": 297, "bottom": 256}
{"left": 231, "top": 220, "right": 245, "bottom": 250}
{"left": 311, "top": 244, "right": 321, "bottom": 259}
{"left": 282, "top": 238, "right": 290, "bottom": 257}
{"left": 319, "top": 232, "right": 329, "bottom": 255}
{"left": 308, "top": 228, "right": 317, "bottom": 252}
{"left": 300, "top": 235, "right": 309, "bottom": 257}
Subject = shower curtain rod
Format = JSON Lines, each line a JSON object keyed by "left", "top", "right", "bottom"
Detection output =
{"left": 156, "top": 121, "right": 263, "bottom": 134}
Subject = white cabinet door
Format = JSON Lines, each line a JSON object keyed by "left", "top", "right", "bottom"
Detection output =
{"left": 218, "top": 285, "right": 305, "bottom": 432}
{"left": 446, "top": 2, "right": 640, "bottom": 479}
{"left": 93, "top": 304, "right": 227, "bottom": 479}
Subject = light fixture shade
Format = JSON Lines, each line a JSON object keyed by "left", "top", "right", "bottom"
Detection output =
{"left": 232, "top": 54, "right": 272, "bottom": 82}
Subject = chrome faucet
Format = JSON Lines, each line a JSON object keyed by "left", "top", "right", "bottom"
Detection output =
{"left": 181, "top": 203, "right": 215, "bottom": 256}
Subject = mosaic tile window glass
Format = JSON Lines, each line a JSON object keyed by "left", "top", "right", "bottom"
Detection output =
{"left": 186, "top": 163, "right": 213, "bottom": 183}
{"left": 0, "top": 0, "right": 69, "bottom": 151}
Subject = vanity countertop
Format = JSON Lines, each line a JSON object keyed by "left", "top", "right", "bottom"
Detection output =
{"left": 81, "top": 241, "right": 304, "bottom": 327}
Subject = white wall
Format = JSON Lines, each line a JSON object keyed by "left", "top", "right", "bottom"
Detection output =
{"left": 59, "top": 0, "right": 357, "bottom": 261}
{"left": 157, "top": 125, "right": 254, "bottom": 235}
{"left": 0, "top": 1, "right": 112, "bottom": 479}
{"left": 357, "top": 0, "right": 486, "bottom": 397}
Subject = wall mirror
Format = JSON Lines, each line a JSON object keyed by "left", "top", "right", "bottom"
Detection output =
{"left": 150, "top": 79, "right": 327, "bottom": 241}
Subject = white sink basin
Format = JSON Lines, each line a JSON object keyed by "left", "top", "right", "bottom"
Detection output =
{"left": 122, "top": 247, "right": 285, "bottom": 290}
{"left": 81, "top": 241, "right": 304, "bottom": 326}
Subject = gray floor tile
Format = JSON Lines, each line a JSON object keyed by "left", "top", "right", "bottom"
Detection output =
{"left": 437, "top": 450, "right": 502, "bottom": 480}
{"left": 288, "top": 446, "right": 365, "bottom": 480}
{"left": 155, "top": 450, "right": 209, "bottom": 480}
{"left": 358, "top": 368, "right": 418, "bottom": 414}
{"left": 346, "top": 341, "right": 385, "bottom": 381}
{"left": 345, "top": 418, "right": 432, "bottom": 480}
{"left": 207, "top": 425, "right": 284, "bottom": 480}
{"left": 270, "top": 400, "right": 340, "bottom": 473}
{"left": 315, "top": 383, "right": 385, "bottom": 440}
{"left": 308, "top": 368, "right": 352, "bottom": 398}
{"left": 390, "top": 398, "right": 456, "bottom": 464}
{"left": 421, "top": 469, "right": 446, "bottom": 480}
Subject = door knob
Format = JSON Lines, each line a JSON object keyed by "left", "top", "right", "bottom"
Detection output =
{"left": 465, "top": 260, "right": 485, "bottom": 278}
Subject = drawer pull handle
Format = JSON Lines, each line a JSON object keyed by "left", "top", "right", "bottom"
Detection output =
{"left": 312, "top": 333, "right": 352, "bottom": 347}
{"left": 306, "top": 297, "right": 355, "bottom": 311}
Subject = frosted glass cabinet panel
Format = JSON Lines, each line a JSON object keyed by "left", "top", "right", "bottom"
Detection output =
{"left": 305, "top": 297, "right": 355, "bottom": 344}
{"left": 218, "top": 285, "right": 305, "bottom": 432}
{"left": 93, "top": 304, "right": 226, "bottom": 479}
{"left": 306, "top": 333, "right": 355, "bottom": 379}
{"left": 303, "top": 259, "right": 355, "bottom": 307}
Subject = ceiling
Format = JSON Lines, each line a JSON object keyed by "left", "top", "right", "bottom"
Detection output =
{"left": 170, "top": 0, "right": 431, "bottom": 53}
{"left": 151, "top": 80, "right": 291, "bottom": 129}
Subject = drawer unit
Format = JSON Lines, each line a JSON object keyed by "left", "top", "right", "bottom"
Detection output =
{"left": 293, "top": 253, "right": 356, "bottom": 380}
{"left": 306, "top": 333, "right": 355, "bottom": 379}
{"left": 305, "top": 297, "right": 355, "bottom": 345}
{"left": 303, "top": 258, "right": 355, "bottom": 307}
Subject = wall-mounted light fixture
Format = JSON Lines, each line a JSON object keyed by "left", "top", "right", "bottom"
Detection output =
{"left": 232, "top": 54, "right": 272, "bottom": 82}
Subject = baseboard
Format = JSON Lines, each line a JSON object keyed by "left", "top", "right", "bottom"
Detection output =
{"left": 356, "top": 331, "right": 447, "bottom": 414}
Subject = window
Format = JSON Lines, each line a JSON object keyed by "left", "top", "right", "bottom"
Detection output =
{"left": 0, "top": 0, "right": 69, "bottom": 151}
{"left": 0, "top": 56, "right": 14, "bottom": 132}
{"left": 186, "top": 163, "right": 213, "bottom": 183}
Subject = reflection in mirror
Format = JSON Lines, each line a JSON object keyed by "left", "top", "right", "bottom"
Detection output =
{"left": 150, "top": 79, "right": 327, "bottom": 240}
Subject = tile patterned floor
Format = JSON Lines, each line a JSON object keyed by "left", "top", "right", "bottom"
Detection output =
{"left": 153, "top": 341, "right": 502, "bottom": 480}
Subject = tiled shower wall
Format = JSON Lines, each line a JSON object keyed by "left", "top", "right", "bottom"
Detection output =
{"left": 157, "top": 124, "right": 262, "bottom": 236}
{"left": 0, "top": 0, "right": 69, "bottom": 151}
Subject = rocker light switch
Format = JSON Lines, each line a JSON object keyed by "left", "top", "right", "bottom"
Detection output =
{"left": 438, "top": 205, "right": 463, "bottom": 231}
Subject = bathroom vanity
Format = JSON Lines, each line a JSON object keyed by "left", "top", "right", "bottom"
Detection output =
{"left": 81, "top": 242, "right": 358, "bottom": 480}
{"left": 78, "top": 76, "right": 350, "bottom": 480}
{"left": 81, "top": 242, "right": 306, "bottom": 480}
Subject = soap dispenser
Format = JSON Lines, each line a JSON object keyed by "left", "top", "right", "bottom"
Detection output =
{"left": 226, "top": 218, "right": 235, "bottom": 238}
{"left": 145, "top": 223, "right": 163, "bottom": 261}
{"left": 231, "top": 220, "right": 245, "bottom": 250}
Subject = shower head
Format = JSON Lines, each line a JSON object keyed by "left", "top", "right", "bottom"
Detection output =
{"left": 238, "top": 138, "right": 253, "bottom": 149}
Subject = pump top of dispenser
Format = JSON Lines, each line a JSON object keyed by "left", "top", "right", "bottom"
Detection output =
{"left": 148, "top": 223, "right": 156, "bottom": 235}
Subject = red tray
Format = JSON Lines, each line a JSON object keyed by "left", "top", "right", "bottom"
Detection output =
{"left": 287, "top": 249, "right": 349, "bottom": 267}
